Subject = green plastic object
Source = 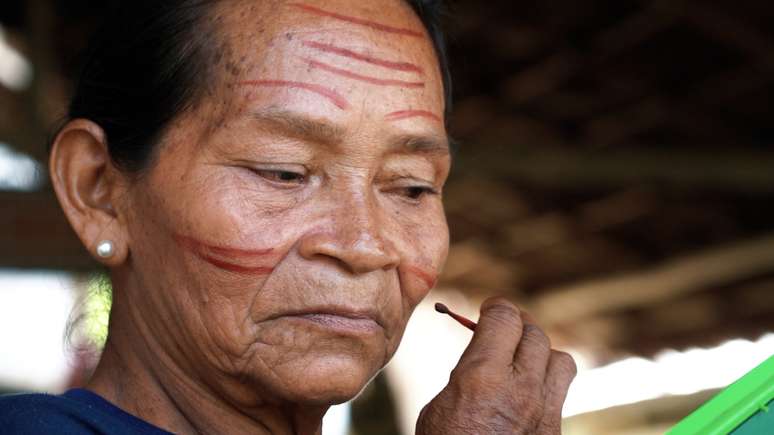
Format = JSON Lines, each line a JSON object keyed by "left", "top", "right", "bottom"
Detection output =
{"left": 667, "top": 354, "right": 774, "bottom": 435}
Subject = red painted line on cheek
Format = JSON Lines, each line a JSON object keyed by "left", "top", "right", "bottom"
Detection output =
{"left": 404, "top": 265, "right": 438, "bottom": 289}
{"left": 302, "top": 41, "right": 424, "bottom": 74}
{"left": 238, "top": 80, "right": 350, "bottom": 110}
{"left": 174, "top": 234, "right": 275, "bottom": 276}
{"left": 305, "top": 59, "right": 425, "bottom": 88}
{"left": 385, "top": 110, "right": 442, "bottom": 123}
{"left": 289, "top": 3, "right": 424, "bottom": 38}
{"left": 175, "top": 235, "right": 273, "bottom": 258}
{"left": 199, "top": 255, "right": 275, "bottom": 276}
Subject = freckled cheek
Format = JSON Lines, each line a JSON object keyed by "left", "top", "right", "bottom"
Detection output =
{"left": 170, "top": 183, "right": 297, "bottom": 243}
{"left": 155, "top": 205, "right": 297, "bottom": 298}
{"left": 399, "top": 221, "right": 449, "bottom": 307}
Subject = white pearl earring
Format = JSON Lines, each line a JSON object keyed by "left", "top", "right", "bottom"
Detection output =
{"left": 96, "top": 240, "right": 115, "bottom": 258}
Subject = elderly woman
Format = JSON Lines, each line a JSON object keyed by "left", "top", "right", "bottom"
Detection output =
{"left": 0, "top": 0, "right": 576, "bottom": 434}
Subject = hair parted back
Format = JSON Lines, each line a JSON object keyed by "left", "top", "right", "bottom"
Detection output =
{"left": 65, "top": 0, "right": 452, "bottom": 174}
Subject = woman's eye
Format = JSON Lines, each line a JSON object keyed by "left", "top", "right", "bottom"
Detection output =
{"left": 402, "top": 186, "right": 438, "bottom": 200}
{"left": 252, "top": 169, "right": 306, "bottom": 185}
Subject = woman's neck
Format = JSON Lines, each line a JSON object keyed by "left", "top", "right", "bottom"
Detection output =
{"left": 86, "top": 288, "right": 326, "bottom": 435}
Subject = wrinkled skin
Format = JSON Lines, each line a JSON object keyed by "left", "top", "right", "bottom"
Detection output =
{"left": 416, "top": 299, "right": 577, "bottom": 434}
{"left": 49, "top": 0, "right": 575, "bottom": 434}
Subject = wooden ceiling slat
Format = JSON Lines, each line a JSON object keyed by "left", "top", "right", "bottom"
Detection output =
{"left": 532, "top": 233, "right": 774, "bottom": 326}
{"left": 459, "top": 146, "right": 774, "bottom": 192}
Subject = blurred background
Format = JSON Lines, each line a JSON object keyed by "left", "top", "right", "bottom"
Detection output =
{"left": 1, "top": 0, "right": 774, "bottom": 434}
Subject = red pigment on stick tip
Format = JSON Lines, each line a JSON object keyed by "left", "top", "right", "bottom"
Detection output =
{"left": 302, "top": 41, "right": 424, "bottom": 74}
{"left": 305, "top": 59, "right": 424, "bottom": 88}
{"left": 435, "top": 302, "right": 477, "bottom": 331}
{"left": 384, "top": 110, "right": 441, "bottom": 122}
{"left": 238, "top": 80, "right": 350, "bottom": 110}
{"left": 290, "top": 3, "right": 424, "bottom": 37}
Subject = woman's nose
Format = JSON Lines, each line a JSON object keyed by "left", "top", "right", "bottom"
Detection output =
{"left": 298, "top": 199, "right": 400, "bottom": 274}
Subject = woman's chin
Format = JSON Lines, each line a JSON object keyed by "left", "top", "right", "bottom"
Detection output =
{"left": 271, "top": 356, "right": 378, "bottom": 405}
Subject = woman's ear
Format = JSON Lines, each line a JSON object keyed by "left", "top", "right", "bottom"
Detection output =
{"left": 49, "top": 119, "right": 130, "bottom": 266}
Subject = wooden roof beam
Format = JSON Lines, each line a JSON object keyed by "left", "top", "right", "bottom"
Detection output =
{"left": 460, "top": 146, "right": 774, "bottom": 193}
{"left": 504, "top": 3, "right": 677, "bottom": 106}
{"left": 532, "top": 233, "right": 774, "bottom": 326}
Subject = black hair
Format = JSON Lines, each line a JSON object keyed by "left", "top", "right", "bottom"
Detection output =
{"left": 66, "top": 0, "right": 452, "bottom": 174}
{"left": 405, "top": 0, "right": 453, "bottom": 118}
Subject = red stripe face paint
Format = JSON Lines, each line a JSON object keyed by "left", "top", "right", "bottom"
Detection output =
{"left": 196, "top": 256, "right": 275, "bottom": 275}
{"left": 384, "top": 110, "right": 442, "bottom": 123}
{"left": 289, "top": 3, "right": 424, "bottom": 38}
{"left": 304, "top": 59, "right": 425, "bottom": 88}
{"left": 404, "top": 265, "right": 438, "bottom": 290}
{"left": 175, "top": 234, "right": 275, "bottom": 276}
{"left": 238, "top": 80, "right": 350, "bottom": 110}
{"left": 302, "top": 41, "right": 424, "bottom": 74}
{"left": 176, "top": 235, "right": 273, "bottom": 258}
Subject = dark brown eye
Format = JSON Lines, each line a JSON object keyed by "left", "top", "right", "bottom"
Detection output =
{"left": 276, "top": 171, "right": 303, "bottom": 182}
{"left": 404, "top": 186, "right": 437, "bottom": 200}
{"left": 252, "top": 169, "right": 306, "bottom": 185}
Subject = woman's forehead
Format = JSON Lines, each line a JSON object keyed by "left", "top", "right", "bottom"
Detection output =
{"left": 208, "top": 0, "right": 445, "bottom": 124}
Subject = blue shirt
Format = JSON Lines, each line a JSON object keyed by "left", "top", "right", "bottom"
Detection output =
{"left": 0, "top": 389, "right": 173, "bottom": 434}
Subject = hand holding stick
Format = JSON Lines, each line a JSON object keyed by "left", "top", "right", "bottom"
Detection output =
{"left": 419, "top": 298, "right": 578, "bottom": 434}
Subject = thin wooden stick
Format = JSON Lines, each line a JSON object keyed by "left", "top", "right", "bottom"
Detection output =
{"left": 435, "top": 302, "right": 477, "bottom": 331}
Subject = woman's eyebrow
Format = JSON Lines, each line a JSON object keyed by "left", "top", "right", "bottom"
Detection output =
{"left": 247, "top": 109, "right": 346, "bottom": 146}
{"left": 388, "top": 133, "right": 450, "bottom": 155}
{"left": 245, "top": 109, "right": 449, "bottom": 154}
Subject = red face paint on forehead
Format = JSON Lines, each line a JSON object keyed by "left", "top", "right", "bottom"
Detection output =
{"left": 238, "top": 80, "right": 350, "bottom": 110}
{"left": 289, "top": 3, "right": 424, "bottom": 38}
{"left": 304, "top": 58, "right": 425, "bottom": 88}
{"left": 175, "top": 234, "right": 275, "bottom": 276}
{"left": 385, "top": 110, "right": 441, "bottom": 123}
{"left": 302, "top": 41, "right": 424, "bottom": 75}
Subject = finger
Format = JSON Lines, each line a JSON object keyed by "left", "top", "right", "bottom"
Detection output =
{"left": 520, "top": 309, "right": 538, "bottom": 325}
{"left": 458, "top": 297, "right": 524, "bottom": 367}
{"left": 537, "top": 350, "right": 577, "bottom": 434}
{"left": 512, "top": 322, "right": 552, "bottom": 382}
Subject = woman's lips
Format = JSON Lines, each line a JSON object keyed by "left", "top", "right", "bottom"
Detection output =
{"left": 268, "top": 306, "right": 384, "bottom": 335}
{"left": 296, "top": 313, "right": 382, "bottom": 334}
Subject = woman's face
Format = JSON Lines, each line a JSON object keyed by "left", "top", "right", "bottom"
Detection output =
{"left": 117, "top": 0, "right": 450, "bottom": 405}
